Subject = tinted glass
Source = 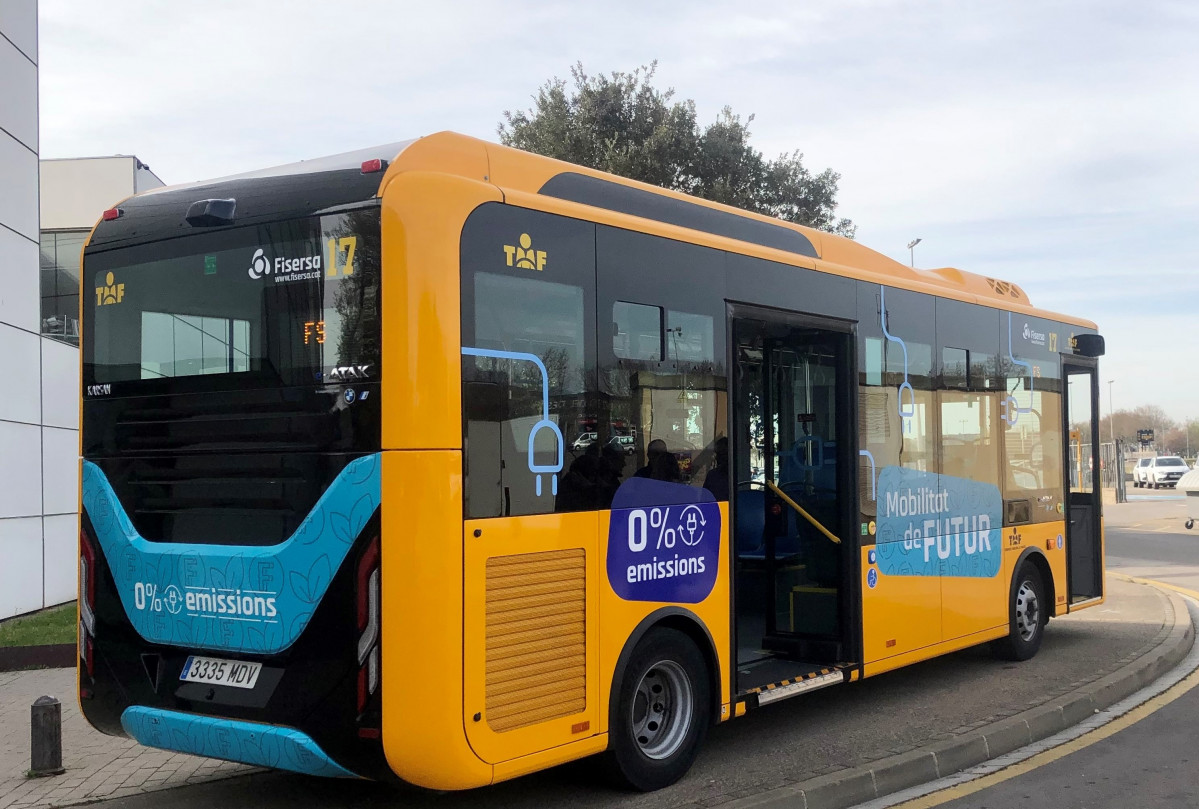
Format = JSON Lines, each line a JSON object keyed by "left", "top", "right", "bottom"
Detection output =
{"left": 460, "top": 203, "right": 599, "bottom": 519}
{"left": 40, "top": 230, "right": 87, "bottom": 346}
{"left": 942, "top": 347, "right": 967, "bottom": 389}
{"left": 597, "top": 228, "right": 728, "bottom": 499}
{"left": 613, "top": 301, "right": 662, "bottom": 361}
{"left": 84, "top": 209, "right": 380, "bottom": 389}
{"left": 667, "top": 310, "right": 715, "bottom": 364}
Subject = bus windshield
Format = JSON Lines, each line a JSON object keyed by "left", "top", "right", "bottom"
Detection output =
{"left": 84, "top": 208, "right": 380, "bottom": 390}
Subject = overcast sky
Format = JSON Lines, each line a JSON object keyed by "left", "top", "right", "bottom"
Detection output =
{"left": 38, "top": 0, "right": 1199, "bottom": 425}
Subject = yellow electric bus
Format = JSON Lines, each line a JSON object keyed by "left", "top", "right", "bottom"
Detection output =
{"left": 78, "top": 132, "right": 1105, "bottom": 791}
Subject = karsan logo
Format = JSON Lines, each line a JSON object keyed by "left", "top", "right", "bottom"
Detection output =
{"left": 1022, "top": 322, "right": 1047, "bottom": 347}
{"left": 95, "top": 271, "right": 125, "bottom": 306}
{"left": 247, "top": 248, "right": 323, "bottom": 283}
{"left": 503, "top": 233, "right": 547, "bottom": 271}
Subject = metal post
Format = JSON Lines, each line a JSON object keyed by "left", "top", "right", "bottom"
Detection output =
{"left": 30, "top": 696, "right": 64, "bottom": 777}
{"left": 907, "top": 238, "right": 922, "bottom": 267}
{"left": 1107, "top": 380, "right": 1115, "bottom": 446}
{"left": 1115, "top": 439, "right": 1127, "bottom": 504}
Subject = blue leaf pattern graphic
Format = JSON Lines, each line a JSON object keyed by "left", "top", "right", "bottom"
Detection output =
{"left": 306, "top": 557, "right": 330, "bottom": 602}
{"left": 224, "top": 556, "right": 245, "bottom": 590}
{"left": 289, "top": 611, "right": 312, "bottom": 640}
{"left": 349, "top": 494, "right": 374, "bottom": 543}
{"left": 330, "top": 511, "right": 352, "bottom": 544}
{"left": 122, "top": 707, "right": 355, "bottom": 778}
{"left": 293, "top": 508, "right": 325, "bottom": 546}
{"left": 81, "top": 455, "right": 380, "bottom": 655}
{"left": 289, "top": 570, "right": 312, "bottom": 603}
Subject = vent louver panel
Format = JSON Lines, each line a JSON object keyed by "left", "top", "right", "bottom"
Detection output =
{"left": 485, "top": 549, "right": 586, "bottom": 732}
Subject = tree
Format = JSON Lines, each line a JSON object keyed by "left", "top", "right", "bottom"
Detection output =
{"left": 499, "top": 63, "right": 856, "bottom": 238}
{"left": 1099, "top": 405, "right": 1180, "bottom": 450}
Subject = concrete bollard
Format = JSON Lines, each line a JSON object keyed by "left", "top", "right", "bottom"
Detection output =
{"left": 30, "top": 696, "right": 65, "bottom": 777}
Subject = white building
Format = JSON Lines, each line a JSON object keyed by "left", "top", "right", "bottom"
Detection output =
{"left": 1, "top": 0, "right": 164, "bottom": 619}
{"left": 40, "top": 156, "right": 164, "bottom": 344}
{"left": 0, "top": 0, "right": 61, "bottom": 621}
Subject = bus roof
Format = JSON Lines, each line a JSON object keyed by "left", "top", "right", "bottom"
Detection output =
{"left": 89, "top": 132, "right": 1096, "bottom": 332}
{"left": 381, "top": 133, "right": 1097, "bottom": 331}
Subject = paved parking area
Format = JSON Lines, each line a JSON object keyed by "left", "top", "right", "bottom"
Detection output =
{"left": 0, "top": 668, "right": 253, "bottom": 809}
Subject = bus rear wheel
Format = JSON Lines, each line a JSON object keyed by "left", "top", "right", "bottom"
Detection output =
{"left": 606, "top": 628, "right": 710, "bottom": 791}
{"left": 992, "top": 562, "right": 1046, "bottom": 661}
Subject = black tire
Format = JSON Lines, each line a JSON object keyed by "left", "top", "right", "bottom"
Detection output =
{"left": 991, "top": 562, "right": 1047, "bottom": 661}
{"left": 605, "top": 628, "right": 711, "bottom": 791}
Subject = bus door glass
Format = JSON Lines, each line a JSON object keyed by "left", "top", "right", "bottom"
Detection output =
{"left": 732, "top": 310, "right": 853, "bottom": 685}
{"left": 1064, "top": 363, "right": 1102, "bottom": 602}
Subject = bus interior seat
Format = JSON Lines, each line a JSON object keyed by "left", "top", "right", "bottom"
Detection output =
{"left": 735, "top": 488, "right": 802, "bottom": 561}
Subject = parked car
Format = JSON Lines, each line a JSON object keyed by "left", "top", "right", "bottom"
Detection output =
{"left": 1146, "top": 456, "right": 1190, "bottom": 489}
{"left": 1133, "top": 458, "right": 1153, "bottom": 487}
{"left": 571, "top": 432, "right": 597, "bottom": 451}
{"left": 606, "top": 435, "right": 636, "bottom": 455}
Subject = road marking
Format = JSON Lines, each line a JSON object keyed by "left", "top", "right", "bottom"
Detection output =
{"left": 1112, "top": 573, "right": 1199, "bottom": 602}
{"left": 888, "top": 576, "right": 1199, "bottom": 809}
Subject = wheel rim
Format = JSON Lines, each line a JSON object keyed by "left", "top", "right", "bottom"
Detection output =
{"left": 1015, "top": 579, "right": 1041, "bottom": 642}
{"left": 630, "top": 659, "right": 693, "bottom": 760}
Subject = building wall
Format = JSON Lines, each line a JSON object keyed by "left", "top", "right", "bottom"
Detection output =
{"left": 39, "top": 157, "right": 162, "bottom": 347}
{"left": 41, "top": 156, "right": 152, "bottom": 229}
{"left": 0, "top": 0, "right": 67, "bottom": 620}
{"left": 1, "top": 4, "right": 167, "bottom": 620}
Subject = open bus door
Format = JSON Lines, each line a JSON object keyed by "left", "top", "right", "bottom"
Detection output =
{"left": 730, "top": 306, "right": 857, "bottom": 693}
{"left": 1064, "top": 361, "right": 1103, "bottom": 604}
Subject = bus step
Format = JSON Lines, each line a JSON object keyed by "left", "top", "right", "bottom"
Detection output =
{"left": 754, "top": 670, "right": 845, "bottom": 706}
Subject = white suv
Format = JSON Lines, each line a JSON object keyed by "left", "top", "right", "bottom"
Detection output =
{"left": 1133, "top": 458, "right": 1153, "bottom": 487}
{"left": 1146, "top": 456, "right": 1190, "bottom": 489}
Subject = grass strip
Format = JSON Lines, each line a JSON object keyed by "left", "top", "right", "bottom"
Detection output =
{"left": 0, "top": 603, "right": 77, "bottom": 648}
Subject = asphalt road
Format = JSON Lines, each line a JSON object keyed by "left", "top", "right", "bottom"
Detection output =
{"left": 894, "top": 497, "right": 1199, "bottom": 809}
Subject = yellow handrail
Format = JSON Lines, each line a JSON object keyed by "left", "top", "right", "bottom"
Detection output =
{"left": 764, "top": 480, "right": 842, "bottom": 545}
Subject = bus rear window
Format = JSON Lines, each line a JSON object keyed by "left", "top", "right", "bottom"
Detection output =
{"left": 84, "top": 209, "right": 380, "bottom": 389}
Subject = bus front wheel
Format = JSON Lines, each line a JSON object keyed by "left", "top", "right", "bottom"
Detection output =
{"left": 606, "top": 627, "right": 711, "bottom": 791}
{"left": 992, "top": 563, "right": 1047, "bottom": 661}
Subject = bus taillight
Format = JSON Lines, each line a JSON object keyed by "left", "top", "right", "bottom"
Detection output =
{"left": 79, "top": 532, "right": 97, "bottom": 677}
{"left": 355, "top": 537, "right": 381, "bottom": 722}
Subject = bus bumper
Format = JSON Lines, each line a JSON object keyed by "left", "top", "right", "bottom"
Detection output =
{"left": 121, "top": 706, "right": 357, "bottom": 778}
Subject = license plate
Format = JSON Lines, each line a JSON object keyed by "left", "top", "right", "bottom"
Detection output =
{"left": 179, "top": 656, "right": 262, "bottom": 689}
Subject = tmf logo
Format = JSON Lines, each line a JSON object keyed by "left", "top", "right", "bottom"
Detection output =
{"left": 503, "top": 233, "right": 547, "bottom": 271}
{"left": 96, "top": 272, "right": 125, "bottom": 306}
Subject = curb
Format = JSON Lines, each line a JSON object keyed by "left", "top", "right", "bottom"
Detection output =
{"left": 0, "top": 644, "right": 75, "bottom": 672}
{"left": 725, "top": 584, "right": 1195, "bottom": 809}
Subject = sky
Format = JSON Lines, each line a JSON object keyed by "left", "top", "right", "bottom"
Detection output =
{"left": 37, "top": 0, "right": 1199, "bottom": 423}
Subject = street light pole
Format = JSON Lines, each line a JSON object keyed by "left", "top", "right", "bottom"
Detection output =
{"left": 907, "top": 238, "right": 922, "bottom": 268}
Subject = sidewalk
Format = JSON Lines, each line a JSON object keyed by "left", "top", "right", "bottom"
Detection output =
{"left": 0, "top": 575, "right": 1191, "bottom": 809}
{"left": 0, "top": 670, "right": 253, "bottom": 809}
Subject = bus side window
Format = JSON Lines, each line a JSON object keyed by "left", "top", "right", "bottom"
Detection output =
{"left": 1000, "top": 382, "right": 1065, "bottom": 523}
{"left": 459, "top": 204, "right": 598, "bottom": 519}
{"left": 597, "top": 228, "right": 727, "bottom": 499}
{"left": 940, "top": 391, "right": 1000, "bottom": 488}
{"left": 465, "top": 272, "right": 592, "bottom": 517}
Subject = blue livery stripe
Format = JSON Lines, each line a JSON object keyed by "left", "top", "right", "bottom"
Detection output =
{"left": 121, "top": 706, "right": 357, "bottom": 778}
{"left": 81, "top": 454, "right": 381, "bottom": 655}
